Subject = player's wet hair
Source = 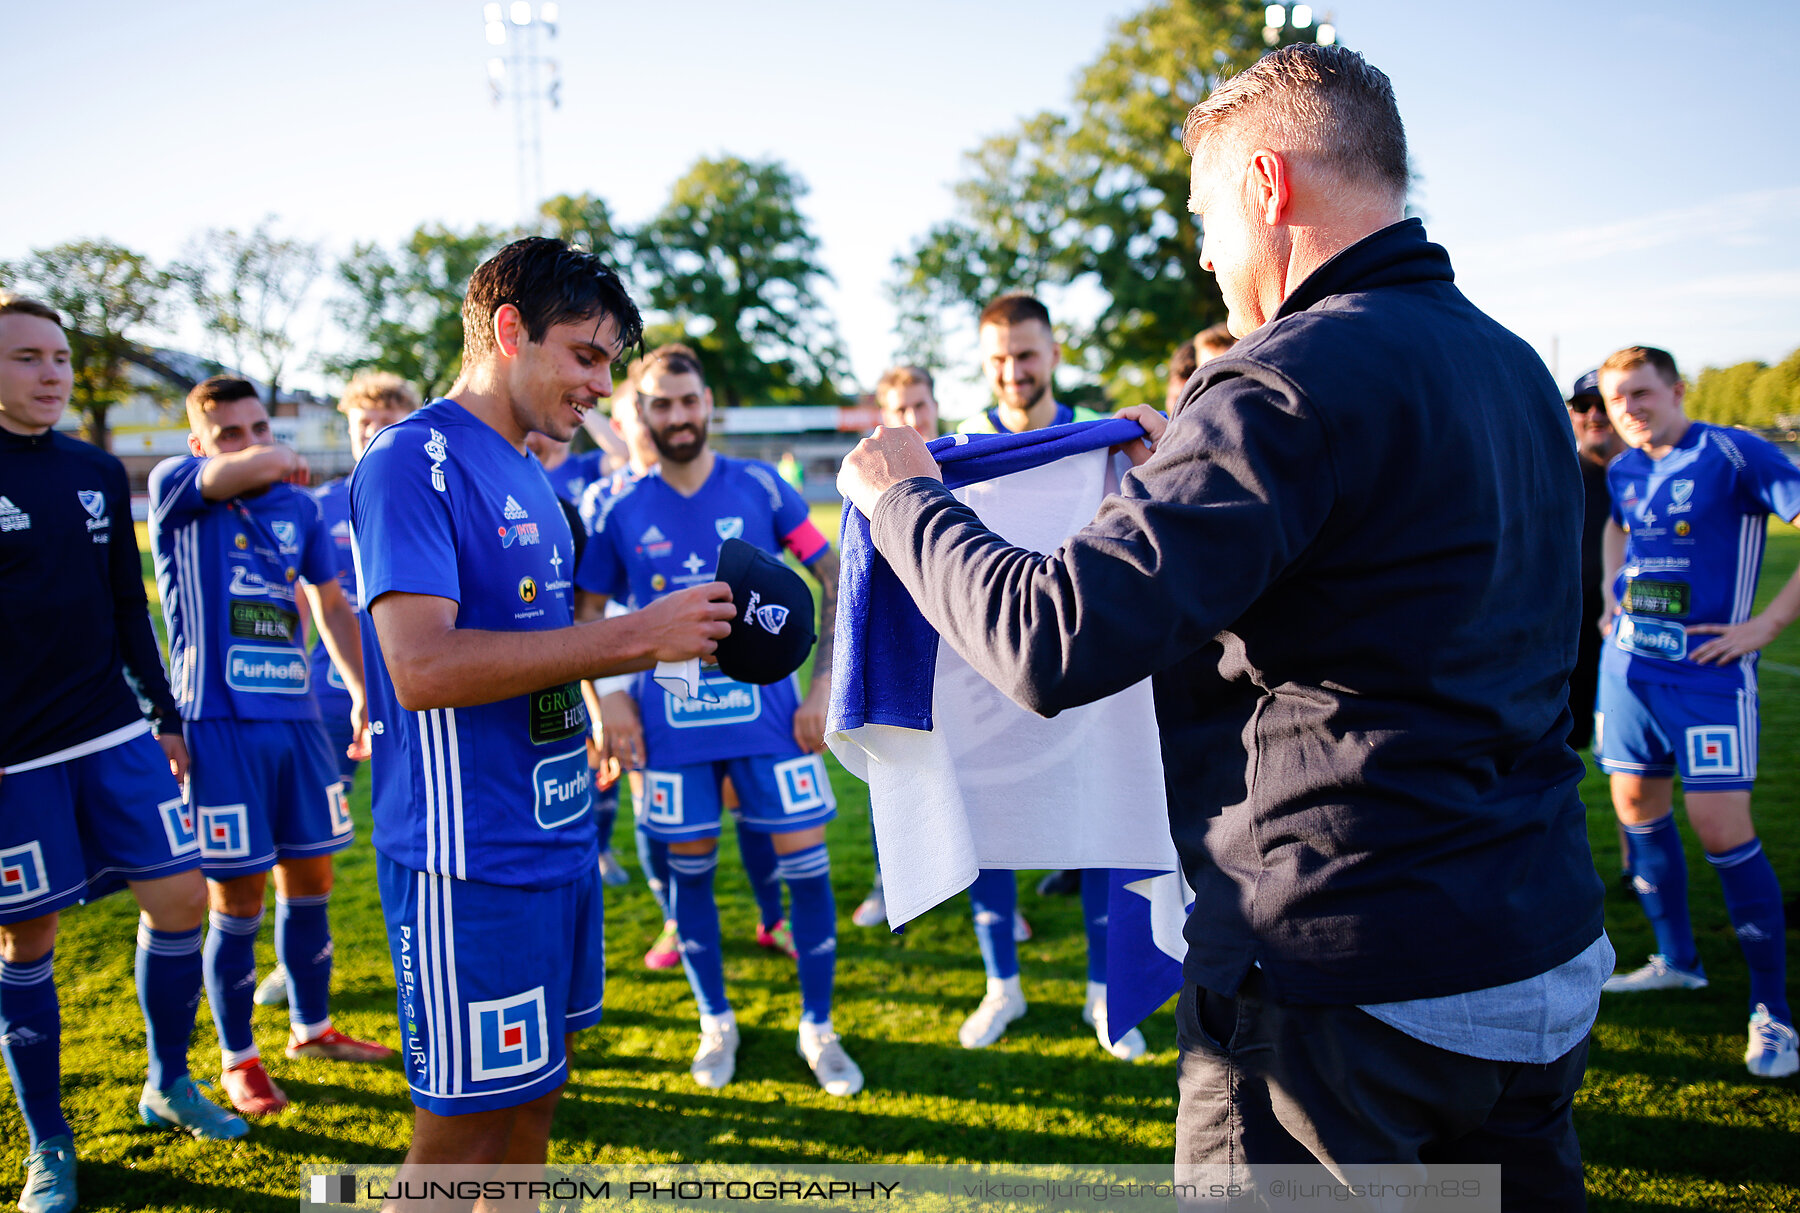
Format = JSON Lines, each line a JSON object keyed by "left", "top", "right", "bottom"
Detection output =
{"left": 0, "top": 294, "right": 62, "bottom": 327}
{"left": 636, "top": 342, "right": 706, "bottom": 386}
{"left": 1601, "top": 345, "right": 1681, "bottom": 388}
{"left": 463, "top": 236, "right": 643, "bottom": 365}
{"left": 978, "top": 293, "right": 1052, "bottom": 332}
{"left": 185, "top": 375, "right": 261, "bottom": 432}
{"left": 1182, "top": 43, "right": 1408, "bottom": 205}
{"left": 338, "top": 369, "right": 420, "bottom": 415}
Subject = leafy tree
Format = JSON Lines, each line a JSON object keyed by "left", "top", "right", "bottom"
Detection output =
{"left": 892, "top": 0, "right": 1317, "bottom": 407}
{"left": 181, "top": 218, "right": 323, "bottom": 406}
{"left": 1, "top": 240, "right": 174, "bottom": 448}
{"left": 540, "top": 192, "right": 630, "bottom": 268}
{"left": 327, "top": 223, "right": 505, "bottom": 400}
{"left": 634, "top": 156, "right": 849, "bottom": 407}
{"left": 1747, "top": 349, "right": 1800, "bottom": 428}
{"left": 1687, "top": 361, "right": 1765, "bottom": 425}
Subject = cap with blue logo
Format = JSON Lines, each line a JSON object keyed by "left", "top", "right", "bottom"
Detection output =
{"left": 714, "top": 537, "right": 817, "bottom": 685}
{"left": 1568, "top": 369, "right": 1602, "bottom": 403}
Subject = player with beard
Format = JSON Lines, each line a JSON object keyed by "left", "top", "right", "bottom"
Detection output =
{"left": 945, "top": 296, "right": 1137, "bottom": 1059}
{"left": 575, "top": 343, "right": 859, "bottom": 1094}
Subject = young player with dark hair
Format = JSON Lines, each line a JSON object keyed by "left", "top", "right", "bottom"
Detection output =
{"left": 354, "top": 237, "right": 734, "bottom": 1167}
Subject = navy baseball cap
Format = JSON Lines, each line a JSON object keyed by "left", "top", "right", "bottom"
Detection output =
{"left": 714, "top": 538, "right": 816, "bottom": 685}
{"left": 1568, "top": 369, "right": 1602, "bottom": 403}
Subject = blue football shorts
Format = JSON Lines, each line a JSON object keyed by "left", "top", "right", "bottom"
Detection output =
{"left": 1595, "top": 674, "right": 1758, "bottom": 791}
{"left": 185, "top": 717, "right": 353, "bottom": 877}
{"left": 0, "top": 722, "right": 199, "bottom": 923}
{"left": 376, "top": 853, "right": 604, "bottom": 1116}
{"left": 637, "top": 752, "right": 836, "bottom": 843}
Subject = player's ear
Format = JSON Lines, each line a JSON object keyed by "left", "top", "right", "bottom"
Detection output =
{"left": 188, "top": 432, "right": 205, "bottom": 458}
{"left": 701, "top": 386, "right": 715, "bottom": 412}
{"left": 494, "top": 304, "right": 525, "bottom": 359}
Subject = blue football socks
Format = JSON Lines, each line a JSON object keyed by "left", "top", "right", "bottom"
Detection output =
{"left": 0, "top": 951, "right": 69, "bottom": 1149}
{"left": 776, "top": 843, "right": 836, "bottom": 1025}
{"left": 135, "top": 920, "right": 203, "bottom": 1091}
{"left": 970, "top": 868, "right": 1020, "bottom": 981}
{"left": 1623, "top": 814, "right": 1700, "bottom": 971}
{"left": 737, "top": 825, "right": 786, "bottom": 928}
{"left": 275, "top": 892, "right": 333, "bottom": 1033}
{"left": 1709, "top": 838, "right": 1790, "bottom": 1022}
{"left": 1081, "top": 868, "right": 1110, "bottom": 984}
{"left": 203, "top": 908, "right": 264, "bottom": 1060}
{"left": 638, "top": 827, "right": 672, "bottom": 920}
{"left": 669, "top": 849, "right": 729, "bottom": 1017}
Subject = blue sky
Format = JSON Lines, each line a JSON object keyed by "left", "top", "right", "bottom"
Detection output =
{"left": 7, "top": 0, "right": 1797, "bottom": 415}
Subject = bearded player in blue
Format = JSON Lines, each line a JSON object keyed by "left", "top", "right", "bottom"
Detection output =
{"left": 1594, "top": 345, "right": 1800, "bottom": 1079}
{"left": 149, "top": 375, "right": 391, "bottom": 1120}
{"left": 353, "top": 239, "right": 735, "bottom": 1169}
{"left": 576, "top": 342, "right": 861, "bottom": 1096}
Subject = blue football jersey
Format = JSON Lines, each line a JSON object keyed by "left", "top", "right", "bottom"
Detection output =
{"left": 308, "top": 478, "right": 358, "bottom": 704}
{"left": 352, "top": 399, "right": 596, "bottom": 889}
{"left": 574, "top": 454, "right": 828, "bottom": 765}
{"left": 545, "top": 449, "right": 605, "bottom": 505}
{"left": 149, "top": 456, "right": 335, "bottom": 722}
{"left": 1604, "top": 422, "right": 1800, "bottom": 690}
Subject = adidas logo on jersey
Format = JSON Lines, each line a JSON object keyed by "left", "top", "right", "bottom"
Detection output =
{"left": 640, "top": 525, "right": 666, "bottom": 544}
{"left": 0, "top": 496, "right": 29, "bottom": 532}
{"left": 503, "top": 495, "right": 530, "bottom": 520}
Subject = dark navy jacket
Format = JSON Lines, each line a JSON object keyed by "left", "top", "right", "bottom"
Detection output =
{"left": 0, "top": 426, "right": 178, "bottom": 767}
{"left": 869, "top": 219, "right": 1604, "bottom": 1004}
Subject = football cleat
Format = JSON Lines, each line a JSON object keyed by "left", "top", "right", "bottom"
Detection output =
{"left": 757, "top": 919, "right": 798, "bottom": 958}
{"left": 1746, "top": 1005, "right": 1799, "bottom": 1079}
{"left": 252, "top": 965, "right": 289, "bottom": 1007}
{"left": 958, "top": 982, "right": 1027, "bottom": 1049}
{"left": 1601, "top": 953, "right": 1708, "bottom": 993}
{"left": 851, "top": 888, "right": 886, "bottom": 928}
{"left": 17, "top": 1135, "right": 76, "bottom": 1213}
{"left": 691, "top": 1019, "right": 740, "bottom": 1090}
{"left": 221, "top": 1058, "right": 289, "bottom": 1117}
{"left": 798, "top": 1024, "right": 863, "bottom": 1096}
{"left": 139, "top": 1076, "right": 250, "bottom": 1139}
{"left": 644, "top": 921, "right": 682, "bottom": 970}
{"left": 286, "top": 1025, "right": 395, "bottom": 1063}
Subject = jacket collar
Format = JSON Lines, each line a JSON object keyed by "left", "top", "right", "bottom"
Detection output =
{"left": 1274, "top": 218, "right": 1454, "bottom": 320}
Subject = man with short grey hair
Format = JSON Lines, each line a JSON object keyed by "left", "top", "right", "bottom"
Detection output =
{"left": 840, "top": 44, "right": 1604, "bottom": 1207}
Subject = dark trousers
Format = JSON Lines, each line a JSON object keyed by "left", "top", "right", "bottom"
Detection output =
{"left": 1175, "top": 971, "right": 1590, "bottom": 1211}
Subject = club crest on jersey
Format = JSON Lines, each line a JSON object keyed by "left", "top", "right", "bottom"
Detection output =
{"left": 77, "top": 490, "right": 105, "bottom": 519}
{"left": 424, "top": 428, "right": 449, "bottom": 492}
{"left": 715, "top": 516, "right": 744, "bottom": 541}
{"left": 1686, "top": 726, "right": 1741, "bottom": 777}
{"left": 774, "top": 754, "right": 834, "bottom": 816}
{"left": 0, "top": 841, "right": 48, "bottom": 906}
{"left": 469, "top": 988, "right": 549, "bottom": 1080}
{"left": 199, "top": 804, "right": 251, "bottom": 859}
{"left": 271, "top": 521, "right": 298, "bottom": 552}
{"left": 1671, "top": 480, "right": 1694, "bottom": 506}
{"left": 159, "top": 798, "right": 199, "bottom": 856}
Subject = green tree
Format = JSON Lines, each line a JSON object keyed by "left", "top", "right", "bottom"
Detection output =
{"left": 326, "top": 223, "right": 505, "bottom": 400}
{"left": 181, "top": 218, "right": 323, "bottom": 406}
{"left": 1688, "top": 360, "right": 1769, "bottom": 425}
{"left": 1748, "top": 349, "right": 1800, "bottom": 428}
{"left": 539, "top": 192, "right": 630, "bottom": 268}
{"left": 634, "top": 155, "right": 849, "bottom": 407}
{"left": 892, "top": 0, "right": 1312, "bottom": 407}
{"left": 1, "top": 239, "right": 174, "bottom": 449}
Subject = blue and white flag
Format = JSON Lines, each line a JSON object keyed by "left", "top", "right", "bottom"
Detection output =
{"left": 826, "top": 419, "right": 1180, "bottom": 928}
{"left": 1104, "top": 868, "right": 1193, "bottom": 1045}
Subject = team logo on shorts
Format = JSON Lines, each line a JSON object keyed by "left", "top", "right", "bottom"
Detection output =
{"left": 159, "top": 797, "right": 199, "bottom": 856}
{"left": 1686, "top": 726, "right": 1741, "bottom": 777}
{"left": 0, "top": 841, "right": 48, "bottom": 906}
{"left": 469, "top": 987, "right": 549, "bottom": 1081}
{"left": 77, "top": 490, "right": 105, "bottom": 519}
{"left": 644, "top": 771, "right": 684, "bottom": 826}
{"left": 715, "top": 516, "right": 744, "bottom": 541}
{"left": 518, "top": 577, "right": 539, "bottom": 603}
{"left": 327, "top": 782, "right": 354, "bottom": 837}
{"left": 199, "top": 804, "right": 251, "bottom": 859}
{"left": 773, "top": 754, "right": 834, "bottom": 816}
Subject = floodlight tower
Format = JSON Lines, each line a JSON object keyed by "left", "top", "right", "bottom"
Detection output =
{"left": 1261, "top": 3, "right": 1338, "bottom": 48}
{"left": 483, "top": 2, "right": 563, "bottom": 228}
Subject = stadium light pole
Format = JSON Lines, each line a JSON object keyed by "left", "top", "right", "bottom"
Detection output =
{"left": 483, "top": 2, "right": 563, "bottom": 230}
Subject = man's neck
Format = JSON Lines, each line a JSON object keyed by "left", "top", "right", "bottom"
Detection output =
{"left": 660, "top": 447, "right": 715, "bottom": 496}
{"left": 0, "top": 412, "right": 50, "bottom": 438}
{"left": 446, "top": 372, "right": 527, "bottom": 454}
{"left": 1646, "top": 418, "right": 1693, "bottom": 462}
{"left": 996, "top": 396, "right": 1058, "bottom": 433}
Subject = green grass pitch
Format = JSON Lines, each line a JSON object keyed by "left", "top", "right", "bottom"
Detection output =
{"left": 1, "top": 521, "right": 1795, "bottom": 1210}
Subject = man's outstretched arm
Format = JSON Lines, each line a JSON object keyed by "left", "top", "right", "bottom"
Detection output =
{"left": 371, "top": 584, "right": 734, "bottom": 712}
